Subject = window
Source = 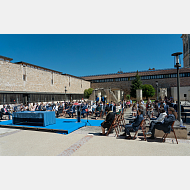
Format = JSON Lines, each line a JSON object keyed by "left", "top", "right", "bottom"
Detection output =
{"left": 23, "top": 75, "right": 26, "bottom": 81}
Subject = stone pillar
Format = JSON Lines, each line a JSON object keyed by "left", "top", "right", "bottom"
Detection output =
{"left": 97, "top": 91, "right": 101, "bottom": 103}
{"left": 160, "top": 88, "right": 167, "bottom": 100}
{"left": 115, "top": 90, "right": 120, "bottom": 101}
{"left": 136, "top": 89, "right": 142, "bottom": 101}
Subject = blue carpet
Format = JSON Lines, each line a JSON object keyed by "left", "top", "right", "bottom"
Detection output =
{"left": 0, "top": 118, "right": 103, "bottom": 135}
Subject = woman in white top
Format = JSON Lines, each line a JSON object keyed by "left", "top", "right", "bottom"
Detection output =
{"left": 148, "top": 108, "right": 167, "bottom": 133}
{"left": 116, "top": 103, "right": 121, "bottom": 113}
{"left": 151, "top": 108, "right": 167, "bottom": 123}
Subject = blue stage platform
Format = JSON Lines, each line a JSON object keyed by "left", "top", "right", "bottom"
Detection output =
{"left": 0, "top": 118, "right": 103, "bottom": 135}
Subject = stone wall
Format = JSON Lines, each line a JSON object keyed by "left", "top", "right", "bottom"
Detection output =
{"left": 0, "top": 60, "right": 90, "bottom": 94}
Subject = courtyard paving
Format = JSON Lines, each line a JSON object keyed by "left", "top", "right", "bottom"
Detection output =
{"left": 0, "top": 106, "right": 190, "bottom": 156}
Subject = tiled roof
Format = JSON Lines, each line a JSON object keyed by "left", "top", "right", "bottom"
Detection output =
{"left": 81, "top": 68, "right": 190, "bottom": 80}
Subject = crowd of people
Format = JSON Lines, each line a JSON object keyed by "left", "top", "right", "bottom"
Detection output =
{"left": 0, "top": 99, "right": 133, "bottom": 120}
{"left": 0, "top": 96, "right": 184, "bottom": 141}
{"left": 119, "top": 96, "right": 180, "bottom": 139}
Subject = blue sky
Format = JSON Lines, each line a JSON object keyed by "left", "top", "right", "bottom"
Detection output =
{"left": 0, "top": 34, "right": 183, "bottom": 77}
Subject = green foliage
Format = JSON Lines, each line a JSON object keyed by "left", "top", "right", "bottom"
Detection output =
{"left": 84, "top": 88, "right": 94, "bottom": 99}
{"left": 142, "top": 84, "right": 155, "bottom": 99}
{"left": 130, "top": 70, "right": 142, "bottom": 98}
{"left": 126, "top": 94, "right": 130, "bottom": 100}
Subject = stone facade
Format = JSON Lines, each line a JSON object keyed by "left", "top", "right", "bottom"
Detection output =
{"left": 0, "top": 60, "right": 90, "bottom": 94}
{"left": 181, "top": 34, "right": 190, "bottom": 68}
{"left": 0, "top": 58, "right": 91, "bottom": 104}
{"left": 82, "top": 68, "right": 190, "bottom": 100}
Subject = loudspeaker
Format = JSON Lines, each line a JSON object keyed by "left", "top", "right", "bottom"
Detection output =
{"left": 184, "top": 94, "right": 187, "bottom": 97}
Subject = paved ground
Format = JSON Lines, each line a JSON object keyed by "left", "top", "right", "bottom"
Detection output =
{"left": 0, "top": 107, "right": 190, "bottom": 156}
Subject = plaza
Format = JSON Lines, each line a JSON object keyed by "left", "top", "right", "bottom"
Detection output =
{"left": 1, "top": 106, "right": 190, "bottom": 156}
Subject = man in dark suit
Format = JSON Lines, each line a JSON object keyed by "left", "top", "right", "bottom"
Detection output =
{"left": 68, "top": 103, "right": 75, "bottom": 118}
{"left": 145, "top": 107, "right": 177, "bottom": 139}
{"left": 101, "top": 106, "right": 115, "bottom": 135}
{"left": 81, "top": 103, "right": 87, "bottom": 118}
{"left": 110, "top": 101, "right": 116, "bottom": 113}
{"left": 120, "top": 109, "right": 144, "bottom": 139}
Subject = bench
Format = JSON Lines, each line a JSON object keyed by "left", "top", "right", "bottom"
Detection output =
{"left": 181, "top": 112, "right": 189, "bottom": 122}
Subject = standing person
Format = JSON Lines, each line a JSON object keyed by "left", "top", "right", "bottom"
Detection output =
{"left": 81, "top": 102, "right": 87, "bottom": 118}
{"left": 95, "top": 103, "right": 101, "bottom": 119}
{"left": 120, "top": 100, "right": 123, "bottom": 113}
{"left": 163, "top": 101, "right": 169, "bottom": 114}
{"left": 96, "top": 96, "right": 99, "bottom": 104}
{"left": 100, "top": 107, "right": 115, "bottom": 135}
{"left": 100, "top": 101, "right": 105, "bottom": 118}
{"left": 116, "top": 102, "right": 121, "bottom": 114}
{"left": 105, "top": 103, "right": 110, "bottom": 115}
{"left": 130, "top": 99, "right": 132, "bottom": 107}
{"left": 101, "top": 95, "right": 105, "bottom": 104}
{"left": 91, "top": 102, "right": 96, "bottom": 115}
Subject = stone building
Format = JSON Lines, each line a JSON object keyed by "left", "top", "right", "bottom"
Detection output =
{"left": 0, "top": 55, "right": 90, "bottom": 105}
{"left": 81, "top": 34, "right": 190, "bottom": 102}
{"left": 81, "top": 67, "right": 190, "bottom": 101}
{"left": 181, "top": 34, "right": 190, "bottom": 68}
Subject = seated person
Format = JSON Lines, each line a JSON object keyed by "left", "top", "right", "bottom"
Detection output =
{"left": 46, "top": 104, "right": 52, "bottom": 111}
{"left": 57, "top": 103, "right": 64, "bottom": 116}
{"left": 63, "top": 103, "right": 69, "bottom": 117}
{"left": 68, "top": 104, "right": 75, "bottom": 118}
{"left": 146, "top": 103, "right": 153, "bottom": 118}
{"left": 150, "top": 108, "right": 167, "bottom": 121}
{"left": 81, "top": 103, "right": 87, "bottom": 118}
{"left": 91, "top": 103, "right": 96, "bottom": 115}
{"left": 120, "top": 109, "right": 144, "bottom": 139}
{"left": 145, "top": 107, "right": 177, "bottom": 139}
{"left": 100, "top": 107, "right": 115, "bottom": 135}
{"left": 132, "top": 103, "right": 137, "bottom": 118}
{"left": 95, "top": 103, "right": 101, "bottom": 119}
{"left": 1, "top": 105, "right": 12, "bottom": 120}
{"left": 66, "top": 105, "right": 71, "bottom": 116}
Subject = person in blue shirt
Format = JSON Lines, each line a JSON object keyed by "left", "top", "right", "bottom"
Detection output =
{"left": 68, "top": 103, "right": 75, "bottom": 118}
{"left": 96, "top": 96, "right": 99, "bottom": 104}
{"left": 101, "top": 96, "right": 105, "bottom": 104}
{"left": 81, "top": 103, "right": 87, "bottom": 118}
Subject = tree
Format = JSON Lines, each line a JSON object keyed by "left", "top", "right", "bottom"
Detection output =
{"left": 126, "top": 94, "right": 130, "bottom": 100}
{"left": 84, "top": 88, "right": 94, "bottom": 99}
{"left": 142, "top": 84, "right": 155, "bottom": 99}
{"left": 130, "top": 70, "right": 142, "bottom": 98}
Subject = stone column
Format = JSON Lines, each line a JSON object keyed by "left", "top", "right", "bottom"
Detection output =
{"left": 136, "top": 89, "right": 142, "bottom": 101}
{"left": 97, "top": 91, "right": 101, "bottom": 103}
{"left": 160, "top": 88, "right": 167, "bottom": 100}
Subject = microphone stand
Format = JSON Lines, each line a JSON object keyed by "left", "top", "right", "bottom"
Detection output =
{"left": 85, "top": 108, "right": 91, "bottom": 127}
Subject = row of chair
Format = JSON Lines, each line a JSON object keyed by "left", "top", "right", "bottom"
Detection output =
{"left": 106, "top": 114, "right": 178, "bottom": 144}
